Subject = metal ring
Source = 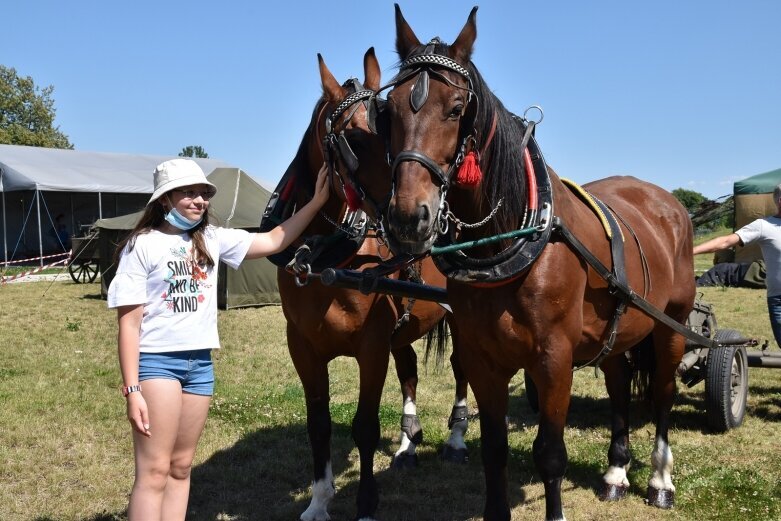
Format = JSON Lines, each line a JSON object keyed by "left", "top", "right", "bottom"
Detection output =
{"left": 523, "top": 105, "right": 544, "bottom": 125}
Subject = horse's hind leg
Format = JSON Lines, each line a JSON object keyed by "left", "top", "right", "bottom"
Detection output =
{"left": 442, "top": 347, "right": 469, "bottom": 464}
{"left": 287, "top": 326, "right": 334, "bottom": 521}
{"left": 390, "top": 344, "right": 422, "bottom": 469}
{"left": 599, "top": 353, "right": 633, "bottom": 501}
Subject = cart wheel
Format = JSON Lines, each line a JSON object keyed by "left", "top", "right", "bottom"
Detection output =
{"left": 68, "top": 260, "right": 99, "bottom": 284}
{"left": 705, "top": 328, "right": 749, "bottom": 432}
{"left": 524, "top": 370, "right": 540, "bottom": 413}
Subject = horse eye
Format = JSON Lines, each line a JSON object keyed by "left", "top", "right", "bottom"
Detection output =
{"left": 449, "top": 105, "right": 464, "bottom": 119}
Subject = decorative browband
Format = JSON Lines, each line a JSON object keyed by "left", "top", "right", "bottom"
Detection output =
{"left": 399, "top": 54, "right": 470, "bottom": 79}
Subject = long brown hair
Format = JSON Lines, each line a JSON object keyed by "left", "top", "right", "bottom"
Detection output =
{"left": 113, "top": 196, "right": 215, "bottom": 268}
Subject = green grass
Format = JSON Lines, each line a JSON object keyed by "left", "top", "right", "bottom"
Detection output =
{"left": 0, "top": 280, "right": 779, "bottom": 520}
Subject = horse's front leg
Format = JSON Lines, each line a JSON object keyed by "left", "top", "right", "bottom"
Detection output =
{"left": 390, "top": 344, "right": 422, "bottom": 469}
{"left": 646, "top": 326, "right": 684, "bottom": 509}
{"left": 353, "top": 338, "right": 392, "bottom": 520}
{"left": 287, "top": 325, "right": 334, "bottom": 521}
{"left": 599, "top": 353, "right": 633, "bottom": 501}
{"left": 530, "top": 350, "right": 573, "bottom": 521}
{"left": 460, "top": 346, "right": 512, "bottom": 521}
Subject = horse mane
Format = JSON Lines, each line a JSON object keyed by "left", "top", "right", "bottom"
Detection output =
{"left": 466, "top": 62, "right": 528, "bottom": 233}
{"left": 283, "top": 95, "right": 327, "bottom": 204}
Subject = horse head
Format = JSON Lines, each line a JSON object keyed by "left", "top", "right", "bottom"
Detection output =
{"left": 317, "top": 48, "right": 391, "bottom": 224}
{"left": 384, "top": 5, "right": 479, "bottom": 255}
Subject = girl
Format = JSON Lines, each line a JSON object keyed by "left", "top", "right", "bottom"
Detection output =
{"left": 108, "top": 158, "right": 328, "bottom": 520}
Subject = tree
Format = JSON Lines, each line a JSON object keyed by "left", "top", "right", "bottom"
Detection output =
{"left": 0, "top": 65, "right": 73, "bottom": 149}
{"left": 672, "top": 188, "right": 707, "bottom": 213}
{"left": 179, "top": 145, "right": 209, "bottom": 158}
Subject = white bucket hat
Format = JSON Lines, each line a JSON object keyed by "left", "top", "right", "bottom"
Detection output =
{"left": 148, "top": 159, "right": 217, "bottom": 205}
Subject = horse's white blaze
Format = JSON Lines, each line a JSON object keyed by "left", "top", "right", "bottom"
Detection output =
{"left": 649, "top": 436, "right": 675, "bottom": 491}
{"left": 300, "top": 462, "right": 335, "bottom": 521}
{"left": 603, "top": 464, "right": 630, "bottom": 487}
{"left": 395, "top": 399, "right": 418, "bottom": 457}
{"left": 444, "top": 397, "right": 468, "bottom": 450}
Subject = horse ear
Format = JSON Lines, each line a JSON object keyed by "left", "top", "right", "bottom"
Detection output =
{"left": 318, "top": 53, "right": 347, "bottom": 102}
{"left": 451, "top": 6, "right": 478, "bottom": 64}
{"left": 363, "top": 47, "right": 381, "bottom": 91}
{"left": 394, "top": 3, "right": 421, "bottom": 59}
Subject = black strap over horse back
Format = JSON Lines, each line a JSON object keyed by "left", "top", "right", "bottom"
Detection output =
{"left": 553, "top": 217, "right": 717, "bottom": 349}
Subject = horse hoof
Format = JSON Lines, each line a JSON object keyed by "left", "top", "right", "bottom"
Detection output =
{"left": 441, "top": 445, "right": 468, "bottom": 464}
{"left": 599, "top": 483, "right": 628, "bottom": 501}
{"left": 391, "top": 452, "right": 418, "bottom": 469}
{"left": 646, "top": 486, "right": 674, "bottom": 509}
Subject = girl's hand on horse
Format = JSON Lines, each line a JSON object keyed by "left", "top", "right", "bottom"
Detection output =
{"left": 126, "top": 393, "right": 151, "bottom": 438}
{"left": 313, "top": 163, "right": 330, "bottom": 207}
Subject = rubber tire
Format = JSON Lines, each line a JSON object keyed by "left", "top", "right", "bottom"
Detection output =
{"left": 524, "top": 370, "right": 540, "bottom": 413}
{"left": 705, "top": 329, "right": 749, "bottom": 432}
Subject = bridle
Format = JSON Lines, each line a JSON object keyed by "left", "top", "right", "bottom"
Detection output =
{"left": 319, "top": 78, "right": 390, "bottom": 223}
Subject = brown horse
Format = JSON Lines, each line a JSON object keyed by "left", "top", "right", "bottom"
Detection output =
{"left": 262, "top": 49, "right": 469, "bottom": 521}
{"left": 380, "top": 6, "right": 695, "bottom": 521}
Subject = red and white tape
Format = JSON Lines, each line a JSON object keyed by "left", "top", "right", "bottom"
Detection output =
{"left": 1, "top": 255, "right": 71, "bottom": 284}
{"left": 2, "top": 251, "right": 72, "bottom": 266}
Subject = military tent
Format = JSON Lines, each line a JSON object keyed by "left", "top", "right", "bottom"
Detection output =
{"left": 0, "top": 144, "right": 231, "bottom": 265}
{"left": 733, "top": 166, "right": 781, "bottom": 263}
{"left": 95, "top": 167, "right": 280, "bottom": 309}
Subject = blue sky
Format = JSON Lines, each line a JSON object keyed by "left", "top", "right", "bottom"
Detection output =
{"left": 5, "top": 1, "right": 779, "bottom": 200}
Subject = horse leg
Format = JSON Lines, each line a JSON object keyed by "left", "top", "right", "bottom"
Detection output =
{"left": 646, "top": 327, "right": 684, "bottom": 509}
{"left": 530, "top": 354, "right": 573, "bottom": 521}
{"left": 352, "top": 341, "right": 392, "bottom": 520}
{"left": 286, "top": 326, "right": 334, "bottom": 521}
{"left": 390, "top": 344, "right": 422, "bottom": 469}
{"left": 459, "top": 346, "right": 512, "bottom": 521}
{"left": 599, "top": 353, "right": 633, "bottom": 501}
{"left": 442, "top": 348, "right": 470, "bottom": 464}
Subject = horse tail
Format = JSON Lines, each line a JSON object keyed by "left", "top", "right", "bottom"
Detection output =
{"left": 629, "top": 334, "right": 657, "bottom": 405}
{"left": 424, "top": 317, "right": 450, "bottom": 372}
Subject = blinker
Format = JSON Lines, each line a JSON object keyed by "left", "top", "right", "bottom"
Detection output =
{"left": 410, "top": 70, "right": 429, "bottom": 112}
{"left": 337, "top": 133, "right": 360, "bottom": 174}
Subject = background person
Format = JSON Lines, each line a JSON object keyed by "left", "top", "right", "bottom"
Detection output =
{"left": 693, "top": 182, "right": 781, "bottom": 348}
{"left": 107, "top": 158, "right": 329, "bottom": 521}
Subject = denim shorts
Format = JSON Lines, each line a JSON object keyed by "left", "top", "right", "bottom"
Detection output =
{"left": 138, "top": 349, "right": 214, "bottom": 396}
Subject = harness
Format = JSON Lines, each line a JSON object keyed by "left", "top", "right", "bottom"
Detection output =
{"left": 259, "top": 79, "right": 378, "bottom": 273}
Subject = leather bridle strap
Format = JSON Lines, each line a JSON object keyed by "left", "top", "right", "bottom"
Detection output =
{"left": 392, "top": 150, "right": 451, "bottom": 190}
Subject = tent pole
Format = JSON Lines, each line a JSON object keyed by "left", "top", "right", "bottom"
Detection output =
{"left": 36, "top": 188, "right": 43, "bottom": 267}
{"left": 1, "top": 167, "right": 7, "bottom": 267}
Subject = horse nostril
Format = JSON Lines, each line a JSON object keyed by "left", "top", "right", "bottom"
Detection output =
{"left": 417, "top": 204, "right": 431, "bottom": 224}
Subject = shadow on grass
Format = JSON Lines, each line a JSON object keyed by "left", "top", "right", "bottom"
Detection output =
{"left": 122, "top": 417, "right": 606, "bottom": 521}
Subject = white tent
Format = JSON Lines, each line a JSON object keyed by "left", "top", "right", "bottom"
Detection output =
{"left": 0, "top": 144, "right": 233, "bottom": 265}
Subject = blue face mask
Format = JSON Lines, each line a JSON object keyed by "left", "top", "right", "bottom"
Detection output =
{"left": 165, "top": 208, "right": 203, "bottom": 231}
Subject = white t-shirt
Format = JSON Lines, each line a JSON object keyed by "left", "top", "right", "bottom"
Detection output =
{"left": 107, "top": 226, "right": 253, "bottom": 353}
{"left": 735, "top": 215, "right": 781, "bottom": 297}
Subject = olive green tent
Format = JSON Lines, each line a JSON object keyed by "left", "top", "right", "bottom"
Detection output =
{"left": 733, "top": 167, "right": 781, "bottom": 263}
{"left": 94, "top": 168, "right": 280, "bottom": 309}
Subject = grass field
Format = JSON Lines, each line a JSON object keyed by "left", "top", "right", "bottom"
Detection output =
{"left": 1, "top": 274, "right": 779, "bottom": 520}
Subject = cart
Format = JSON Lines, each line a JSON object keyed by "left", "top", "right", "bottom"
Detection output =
{"left": 67, "top": 229, "right": 100, "bottom": 283}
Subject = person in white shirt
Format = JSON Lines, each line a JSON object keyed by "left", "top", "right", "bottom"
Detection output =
{"left": 694, "top": 182, "right": 781, "bottom": 348}
{"left": 108, "top": 158, "right": 328, "bottom": 521}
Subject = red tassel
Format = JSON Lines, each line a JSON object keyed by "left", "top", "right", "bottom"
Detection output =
{"left": 344, "top": 183, "right": 362, "bottom": 212}
{"left": 455, "top": 151, "right": 482, "bottom": 187}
